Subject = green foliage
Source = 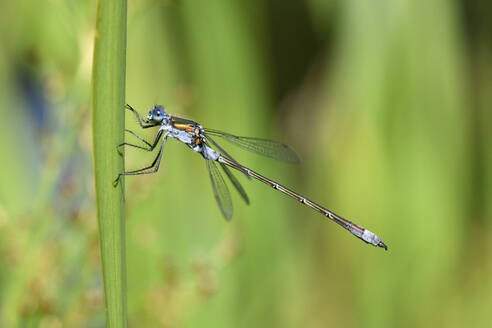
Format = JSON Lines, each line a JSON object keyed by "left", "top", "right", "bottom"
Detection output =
{"left": 92, "top": 0, "right": 128, "bottom": 326}
{"left": 0, "top": 0, "right": 491, "bottom": 327}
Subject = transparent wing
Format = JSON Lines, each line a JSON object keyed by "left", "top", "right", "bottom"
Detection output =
{"left": 203, "top": 135, "right": 251, "bottom": 180}
{"left": 206, "top": 159, "right": 233, "bottom": 220}
{"left": 219, "top": 163, "right": 250, "bottom": 205}
{"left": 204, "top": 129, "right": 301, "bottom": 163}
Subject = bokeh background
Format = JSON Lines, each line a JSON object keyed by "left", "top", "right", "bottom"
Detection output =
{"left": 0, "top": 0, "right": 491, "bottom": 327}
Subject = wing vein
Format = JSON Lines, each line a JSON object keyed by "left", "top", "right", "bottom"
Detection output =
{"left": 206, "top": 159, "right": 233, "bottom": 220}
{"left": 204, "top": 129, "right": 301, "bottom": 163}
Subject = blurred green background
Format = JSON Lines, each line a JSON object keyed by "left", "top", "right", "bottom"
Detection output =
{"left": 0, "top": 0, "right": 491, "bottom": 327}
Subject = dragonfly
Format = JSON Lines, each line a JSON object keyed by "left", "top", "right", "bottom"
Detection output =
{"left": 115, "top": 104, "right": 388, "bottom": 250}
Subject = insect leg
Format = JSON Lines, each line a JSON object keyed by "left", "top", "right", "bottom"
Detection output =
{"left": 125, "top": 104, "right": 158, "bottom": 128}
{"left": 113, "top": 133, "right": 168, "bottom": 185}
{"left": 117, "top": 129, "right": 163, "bottom": 154}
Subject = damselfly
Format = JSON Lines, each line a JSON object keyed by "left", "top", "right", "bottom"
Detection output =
{"left": 115, "top": 104, "right": 388, "bottom": 250}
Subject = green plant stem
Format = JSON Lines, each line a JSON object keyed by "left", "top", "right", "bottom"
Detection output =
{"left": 92, "top": 0, "right": 127, "bottom": 327}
